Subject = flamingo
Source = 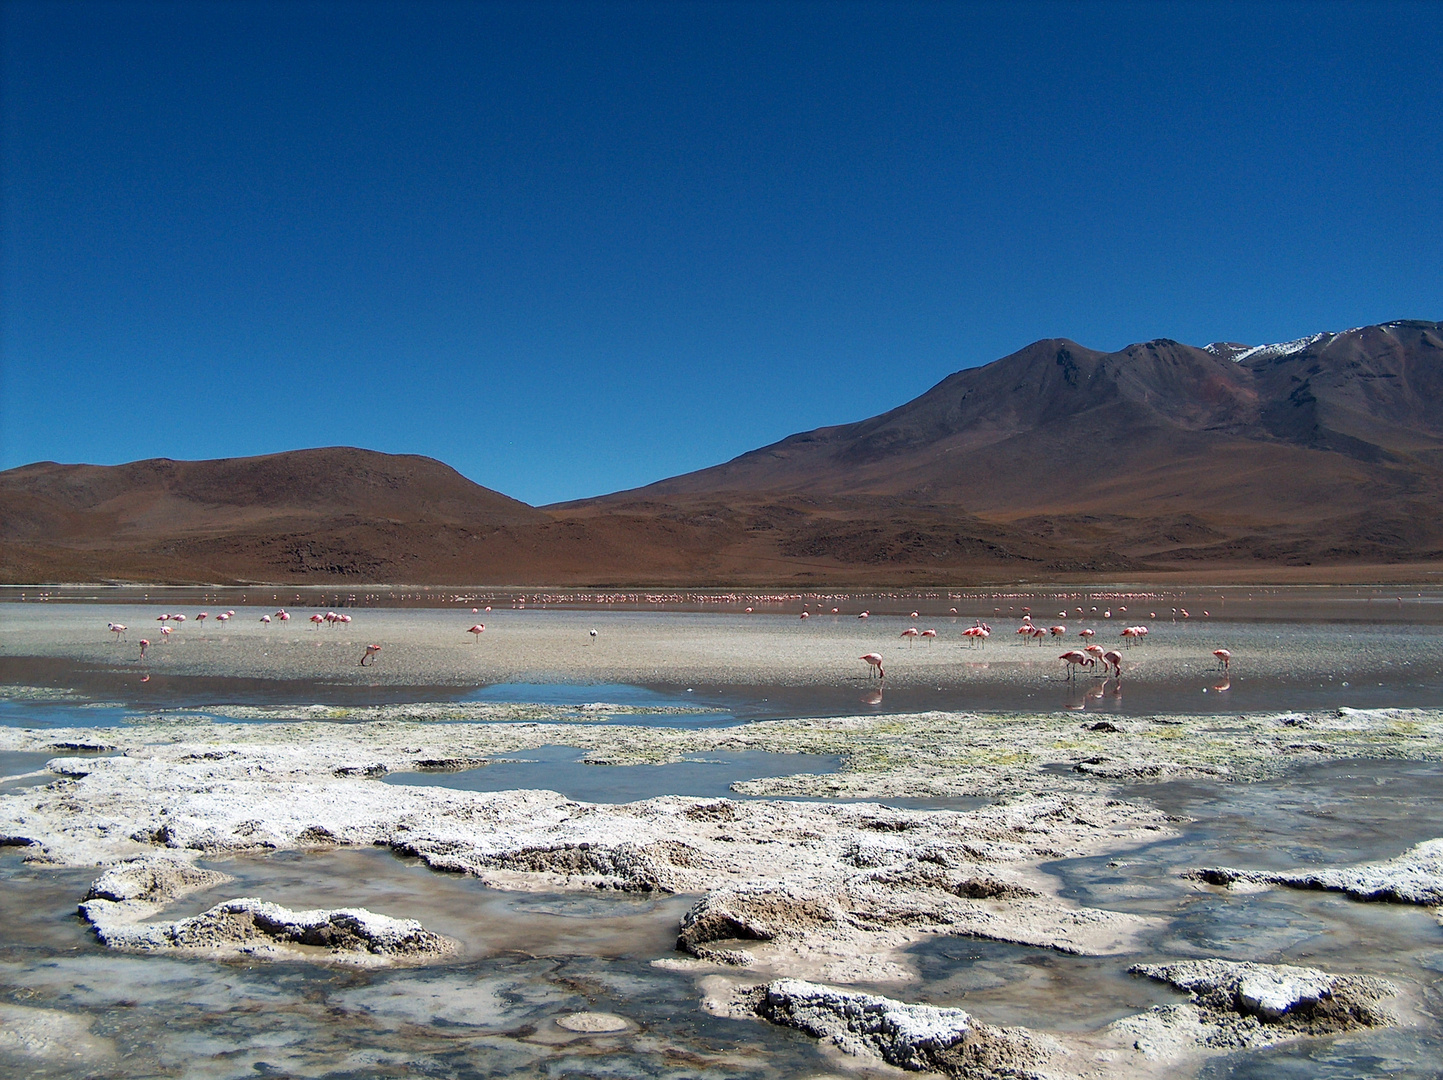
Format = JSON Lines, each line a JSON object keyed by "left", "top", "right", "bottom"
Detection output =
{"left": 139, "top": 638, "right": 150, "bottom": 659}
{"left": 800, "top": 611, "right": 809, "bottom": 619}
{"left": 278, "top": 611, "right": 290, "bottom": 623}
{"left": 196, "top": 613, "right": 207, "bottom": 624}
{"left": 901, "top": 627, "right": 919, "bottom": 646}
{"left": 1102, "top": 649, "right": 1123, "bottom": 678}
{"left": 1084, "top": 643, "right": 1106, "bottom": 668}
{"left": 1029, "top": 626, "right": 1046, "bottom": 645}
{"left": 588, "top": 629, "right": 598, "bottom": 644}
{"left": 1212, "top": 648, "right": 1231, "bottom": 672}
{"left": 860, "top": 653, "right": 884, "bottom": 680}
{"left": 360, "top": 644, "right": 382, "bottom": 666}
{"left": 910, "top": 611, "right": 919, "bottom": 619}
{"left": 260, "top": 614, "right": 271, "bottom": 625}
{"left": 920, "top": 629, "right": 936, "bottom": 644}
{"left": 160, "top": 626, "right": 172, "bottom": 640}
{"left": 1079, "top": 628, "right": 1095, "bottom": 640}
{"left": 172, "top": 614, "right": 185, "bottom": 623}
{"left": 1049, "top": 625, "right": 1066, "bottom": 638}
{"left": 1059, "top": 650, "right": 1095, "bottom": 679}
{"left": 108, "top": 622, "right": 127, "bottom": 641}
{"left": 468, "top": 624, "right": 485, "bottom": 642}
{"left": 310, "top": 614, "right": 324, "bottom": 628}
{"left": 857, "top": 611, "right": 869, "bottom": 620}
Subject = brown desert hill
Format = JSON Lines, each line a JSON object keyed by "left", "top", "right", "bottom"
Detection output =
{"left": 4, "top": 321, "right": 1442, "bottom": 586}
{"left": 557, "top": 320, "right": 1443, "bottom": 573}
{"left": 0, "top": 446, "right": 828, "bottom": 585}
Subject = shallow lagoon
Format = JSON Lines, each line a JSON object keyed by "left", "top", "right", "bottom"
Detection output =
{"left": 2, "top": 588, "right": 1443, "bottom": 1078}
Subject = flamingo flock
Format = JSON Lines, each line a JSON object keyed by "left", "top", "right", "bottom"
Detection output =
{"left": 97, "top": 594, "right": 1238, "bottom": 695}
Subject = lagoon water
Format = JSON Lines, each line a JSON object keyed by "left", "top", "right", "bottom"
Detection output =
{"left": 2, "top": 587, "right": 1442, "bottom": 1077}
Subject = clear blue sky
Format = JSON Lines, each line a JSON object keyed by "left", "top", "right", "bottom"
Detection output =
{"left": 3, "top": 0, "right": 1440, "bottom": 505}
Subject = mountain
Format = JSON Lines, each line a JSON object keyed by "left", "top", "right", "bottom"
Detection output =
{"left": 4, "top": 321, "right": 1441, "bottom": 586}
{"left": 559, "top": 320, "right": 1443, "bottom": 573}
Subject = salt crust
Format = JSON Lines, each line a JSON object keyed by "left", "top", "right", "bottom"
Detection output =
{"left": 1188, "top": 838, "right": 1443, "bottom": 909}
{"left": 753, "top": 960, "right": 1398, "bottom": 1079}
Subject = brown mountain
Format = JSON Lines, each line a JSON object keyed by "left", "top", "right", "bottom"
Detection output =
{"left": 558, "top": 320, "right": 1443, "bottom": 576}
{"left": 4, "top": 321, "right": 1441, "bottom": 586}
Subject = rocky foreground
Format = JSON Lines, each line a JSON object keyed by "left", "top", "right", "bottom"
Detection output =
{"left": 2, "top": 706, "right": 1440, "bottom": 1077}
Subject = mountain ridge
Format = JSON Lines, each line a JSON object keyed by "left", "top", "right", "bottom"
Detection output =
{"left": 4, "top": 320, "right": 1440, "bottom": 585}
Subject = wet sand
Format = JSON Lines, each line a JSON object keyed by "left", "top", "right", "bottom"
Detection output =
{"left": 2, "top": 597, "right": 1441, "bottom": 715}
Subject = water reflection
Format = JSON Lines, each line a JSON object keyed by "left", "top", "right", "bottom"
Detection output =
{"left": 384, "top": 745, "right": 843, "bottom": 803}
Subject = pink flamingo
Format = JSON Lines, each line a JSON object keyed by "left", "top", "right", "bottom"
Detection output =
{"left": 310, "top": 614, "right": 324, "bottom": 628}
{"left": 1212, "top": 648, "right": 1231, "bottom": 672}
{"left": 1059, "top": 650, "right": 1094, "bottom": 679}
{"left": 858, "top": 611, "right": 870, "bottom": 620}
{"left": 196, "top": 613, "right": 207, "bottom": 624}
{"left": 1049, "top": 625, "right": 1066, "bottom": 638}
{"left": 108, "top": 622, "right": 127, "bottom": 641}
{"left": 260, "top": 614, "right": 271, "bottom": 625}
{"left": 1079, "top": 628, "right": 1095, "bottom": 640}
{"left": 360, "top": 644, "right": 382, "bottom": 666}
{"left": 1084, "top": 643, "right": 1106, "bottom": 667}
{"left": 468, "top": 624, "right": 485, "bottom": 642}
{"left": 1029, "top": 626, "right": 1046, "bottom": 645}
{"left": 139, "top": 638, "right": 150, "bottom": 659}
{"left": 920, "top": 629, "right": 936, "bottom": 644}
{"left": 800, "top": 611, "right": 809, "bottom": 619}
{"left": 172, "top": 613, "right": 185, "bottom": 624}
{"left": 278, "top": 611, "right": 290, "bottom": 623}
{"left": 860, "top": 653, "right": 884, "bottom": 680}
{"left": 901, "top": 627, "right": 919, "bottom": 646}
{"left": 1102, "top": 649, "right": 1123, "bottom": 678}
{"left": 159, "top": 626, "right": 172, "bottom": 640}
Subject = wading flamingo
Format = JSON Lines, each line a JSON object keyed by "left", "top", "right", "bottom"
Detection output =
{"left": 920, "top": 629, "right": 936, "bottom": 644}
{"left": 468, "top": 624, "right": 486, "bottom": 642}
{"left": 588, "top": 629, "right": 598, "bottom": 644}
{"left": 139, "top": 639, "right": 149, "bottom": 659}
{"left": 310, "top": 614, "right": 324, "bottom": 628}
{"left": 360, "top": 644, "right": 382, "bottom": 666}
{"left": 1079, "top": 628, "right": 1095, "bottom": 640}
{"left": 1059, "top": 650, "right": 1095, "bottom": 679}
{"left": 1049, "top": 625, "right": 1066, "bottom": 638}
{"left": 1212, "top": 648, "right": 1231, "bottom": 672}
{"left": 260, "top": 614, "right": 271, "bottom": 624}
{"left": 901, "top": 627, "right": 919, "bottom": 646}
{"left": 860, "top": 653, "right": 884, "bottom": 680}
{"left": 1084, "top": 644, "right": 1106, "bottom": 668}
{"left": 800, "top": 611, "right": 809, "bottom": 619}
{"left": 159, "top": 626, "right": 172, "bottom": 641}
{"left": 196, "top": 613, "right": 207, "bottom": 624}
{"left": 108, "top": 623, "right": 127, "bottom": 641}
{"left": 1102, "top": 649, "right": 1123, "bottom": 678}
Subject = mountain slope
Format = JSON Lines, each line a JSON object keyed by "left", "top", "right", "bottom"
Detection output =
{"left": 4, "top": 322, "right": 1440, "bottom": 586}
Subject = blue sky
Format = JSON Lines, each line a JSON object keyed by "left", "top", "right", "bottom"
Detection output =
{"left": 3, "top": 0, "right": 1440, "bottom": 505}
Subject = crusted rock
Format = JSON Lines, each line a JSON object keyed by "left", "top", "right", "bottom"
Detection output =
{"left": 84, "top": 855, "right": 232, "bottom": 904}
{"left": 81, "top": 896, "right": 456, "bottom": 965}
{"left": 678, "top": 883, "right": 843, "bottom": 959}
{"left": 1187, "top": 838, "right": 1443, "bottom": 906}
{"left": 1131, "top": 958, "right": 1397, "bottom": 1029}
{"left": 755, "top": 978, "right": 1062, "bottom": 1077}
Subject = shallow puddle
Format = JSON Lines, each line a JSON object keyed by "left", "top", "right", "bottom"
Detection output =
{"left": 383, "top": 744, "right": 844, "bottom": 803}
{"left": 0, "top": 847, "right": 826, "bottom": 1079}
{"left": 1036, "top": 759, "right": 1443, "bottom": 1075}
